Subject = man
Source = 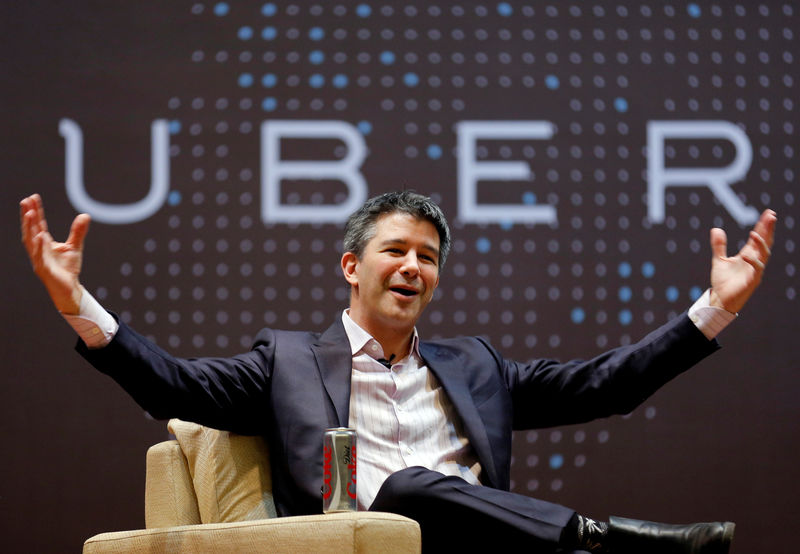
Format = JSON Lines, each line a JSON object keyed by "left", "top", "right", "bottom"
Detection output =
{"left": 20, "top": 191, "right": 776, "bottom": 553}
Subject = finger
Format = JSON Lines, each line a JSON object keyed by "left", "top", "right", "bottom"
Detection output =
{"left": 19, "top": 196, "right": 38, "bottom": 242}
{"left": 31, "top": 229, "right": 57, "bottom": 276}
{"left": 21, "top": 208, "right": 35, "bottom": 252}
{"left": 26, "top": 206, "right": 45, "bottom": 240}
{"left": 66, "top": 213, "right": 91, "bottom": 249}
{"left": 33, "top": 194, "right": 49, "bottom": 234}
{"left": 20, "top": 194, "right": 38, "bottom": 212}
{"left": 30, "top": 230, "right": 45, "bottom": 270}
{"left": 710, "top": 228, "right": 728, "bottom": 259}
{"left": 20, "top": 195, "right": 45, "bottom": 238}
{"left": 741, "top": 252, "right": 765, "bottom": 273}
{"left": 19, "top": 196, "right": 33, "bottom": 230}
{"left": 753, "top": 209, "right": 777, "bottom": 250}
{"left": 21, "top": 207, "right": 47, "bottom": 253}
{"left": 748, "top": 230, "right": 771, "bottom": 260}
{"left": 20, "top": 202, "right": 30, "bottom": 244}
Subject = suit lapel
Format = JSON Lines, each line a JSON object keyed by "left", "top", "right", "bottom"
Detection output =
{"left": 420, "top": 342, "right": 500, "bottom": 489}
{"left": 310, "top": 319, "right": 353, "bottom": 428}
{"left": 311, "top": 323, "right": 501, "bottom": 488}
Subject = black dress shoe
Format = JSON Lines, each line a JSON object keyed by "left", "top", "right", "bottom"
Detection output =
{"left": 606, "top": 516, "right": 735, "bottom": 554}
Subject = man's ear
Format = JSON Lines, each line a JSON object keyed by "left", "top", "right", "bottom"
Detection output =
{"left": 341, "top": 251, "right": 359, "bottom": 287}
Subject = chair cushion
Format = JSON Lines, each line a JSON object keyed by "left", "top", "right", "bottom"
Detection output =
{"left": 168, "top": 419, "right": 277, "bottom": 523}
{"left": 83, "top": 512, "right": 421, "bottom": 554}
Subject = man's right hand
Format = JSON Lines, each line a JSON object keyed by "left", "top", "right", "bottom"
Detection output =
{"left": 20, "top": 194, "right": 90, "bottom": 315}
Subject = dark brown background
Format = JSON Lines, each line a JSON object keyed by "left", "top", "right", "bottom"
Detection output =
{"left": 2, "top": 1, "right": 797, "bottom": 551}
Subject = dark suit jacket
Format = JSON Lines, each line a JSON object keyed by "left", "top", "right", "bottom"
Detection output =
{"left": 78, "top": 313, "right": 718, "bottom": 517}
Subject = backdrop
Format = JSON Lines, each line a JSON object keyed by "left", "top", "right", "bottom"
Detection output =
{"left": 2, "top": 1, "right": 797, "bottom": 551}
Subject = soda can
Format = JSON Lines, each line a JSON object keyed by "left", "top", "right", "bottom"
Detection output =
{"left": 322, "top": 427, "right": 357, "bottom": 512}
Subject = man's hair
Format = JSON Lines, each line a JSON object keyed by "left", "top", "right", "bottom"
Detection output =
{"left": 343, "top": 191, "right": 452, "bottom": 268}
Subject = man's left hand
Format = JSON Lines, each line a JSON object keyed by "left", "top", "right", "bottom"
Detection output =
{"left": 709, "top": 209, "right": 777, "bottom": 313}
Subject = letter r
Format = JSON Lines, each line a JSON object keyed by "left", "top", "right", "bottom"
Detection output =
{"left": 647, "top": 120, "right": 759, "bottom": 225}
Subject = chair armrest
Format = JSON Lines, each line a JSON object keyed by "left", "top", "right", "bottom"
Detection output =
{"left": 83, "top": 512, "right": 421, "bottom": 554}
{"left": 145, "top": 440, "right": 201, "bottom": 528}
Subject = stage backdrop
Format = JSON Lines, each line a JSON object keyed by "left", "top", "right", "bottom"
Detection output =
{"left": 2, "top": 1, "right": 797, "bottom": 551}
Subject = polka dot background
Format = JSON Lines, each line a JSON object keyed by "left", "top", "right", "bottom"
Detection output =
{"left": 92, "top": 2, "right": 796, "bottom": 499}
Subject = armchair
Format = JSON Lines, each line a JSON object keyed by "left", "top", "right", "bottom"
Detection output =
{"left": 82, "top": 419, "right": 421, "bottom": 553}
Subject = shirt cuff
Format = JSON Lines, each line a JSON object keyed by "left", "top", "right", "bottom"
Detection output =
{"left": 61, "top": 286, "right": 118, "bottom": 349}
{"left": 687, "top": 288, "right": 737, "bottom": 340}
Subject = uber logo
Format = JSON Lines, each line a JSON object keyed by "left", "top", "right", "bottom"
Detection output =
{"left": 60, "top": 119, "right": 759, "bottom": 226}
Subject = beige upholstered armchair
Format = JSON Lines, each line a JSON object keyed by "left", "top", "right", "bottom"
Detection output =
{"left": 83, "top": 419, "right": 421, "bottom": 553}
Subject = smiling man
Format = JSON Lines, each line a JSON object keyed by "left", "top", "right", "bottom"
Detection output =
{"left": 343, "top": 210, "right": 442, "bottom": 362}
{"left": 20, "top": 190, "right": 776, "bottom": 553}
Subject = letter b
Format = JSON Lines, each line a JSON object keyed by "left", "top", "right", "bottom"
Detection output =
{"left": 261, "top": 120, "right": 367, "bottom": 223}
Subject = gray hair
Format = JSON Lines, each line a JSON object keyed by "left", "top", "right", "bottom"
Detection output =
{"left": 343, "top": 191, "right": 452, "bottom": 268}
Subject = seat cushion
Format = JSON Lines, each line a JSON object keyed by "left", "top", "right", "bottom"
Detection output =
{"left": 168, "top": 419, "right": 277, "bottom": 523}
{"left": 83, "top": 512, "right": 421, "bottom": 554}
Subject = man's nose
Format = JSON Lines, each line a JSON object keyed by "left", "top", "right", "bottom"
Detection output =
{"left": 399, "top": 252, "right": 420, "bottom": 277}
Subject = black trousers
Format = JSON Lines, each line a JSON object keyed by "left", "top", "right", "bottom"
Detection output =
{"left": 369, "top": 466, "right": 588, "bottom": 553}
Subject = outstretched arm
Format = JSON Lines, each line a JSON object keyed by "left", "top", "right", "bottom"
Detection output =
{"left": 708, "top": 209, "right": 777, "bottom": 314}
{"left": 20, "top": 193, "right": 90, "bottom": 315}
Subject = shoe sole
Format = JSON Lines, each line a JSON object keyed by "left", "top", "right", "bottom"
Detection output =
{"left": 715, "top": 522, "right": 735, "bottom": 554}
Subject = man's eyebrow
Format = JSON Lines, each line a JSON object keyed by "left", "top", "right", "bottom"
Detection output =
{"left": 379, "top": 238, "right": 440, "bottom": 256}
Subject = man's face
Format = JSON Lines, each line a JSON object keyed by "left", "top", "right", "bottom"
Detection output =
{"left": 342, "top": 212, "right": 441, "bottom": 338}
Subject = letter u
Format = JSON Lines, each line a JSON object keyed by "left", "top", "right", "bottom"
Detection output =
{"left": 60, "top": 118, "right": 170, "bottom": 224}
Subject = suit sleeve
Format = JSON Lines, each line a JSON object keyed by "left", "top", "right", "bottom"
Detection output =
{"left": 485, "top": 313, "right": 720, "bottom": 430}
{"left": 76, "top": 315, "right": 276, "bottom": 435}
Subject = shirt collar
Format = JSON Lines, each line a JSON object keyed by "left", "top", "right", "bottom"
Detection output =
{"left": 341, "top": 310, "right": 420, "bottom": 360}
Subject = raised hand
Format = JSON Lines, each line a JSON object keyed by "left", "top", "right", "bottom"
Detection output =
{"left": 709, "top": 209, "right": 777, "bottom": 314}
{"left": 20, "top": 194, "right": 90, "bottom": 314}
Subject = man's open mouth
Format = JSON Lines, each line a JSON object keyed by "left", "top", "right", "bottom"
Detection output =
{"left": 390, "top": 287, "right": 418, "bottom": 297}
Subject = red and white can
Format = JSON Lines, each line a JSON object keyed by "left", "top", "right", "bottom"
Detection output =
{"left": 322, "top": 427, "right": 357, "bottom": 512}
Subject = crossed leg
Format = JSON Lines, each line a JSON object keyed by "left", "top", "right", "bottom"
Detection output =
{"left": 369, "top": 466, "right": 584, "bottom": 553}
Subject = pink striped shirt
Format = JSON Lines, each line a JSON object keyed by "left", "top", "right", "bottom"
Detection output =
{"left": 342, "top": 311, "right": 482, "bottom": 510}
